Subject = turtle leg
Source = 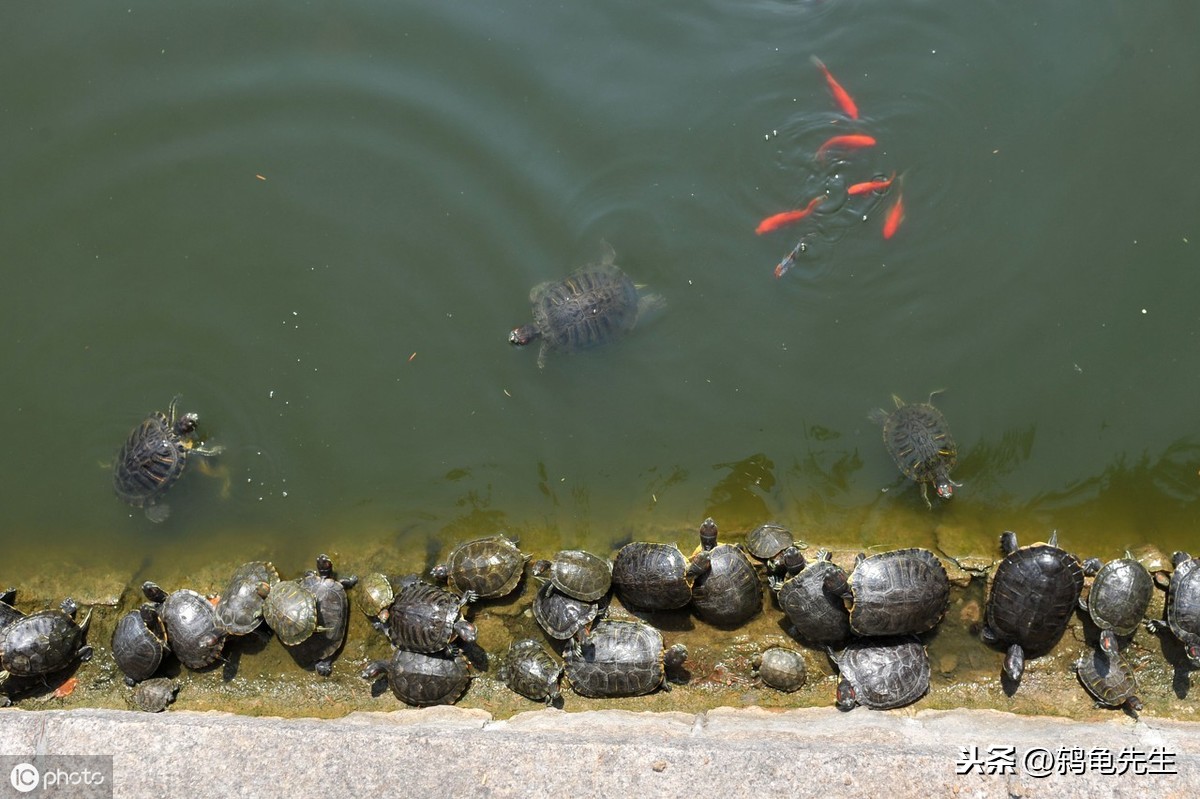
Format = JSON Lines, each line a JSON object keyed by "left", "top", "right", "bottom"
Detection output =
{"left": 919, "top": 482, "right": 932, "bottom": 510}
{"left": 536, "top": 342, "right": 549, "bottom": 369}
{"left": 166, "top": 394, "right": 182, "bottom": 425}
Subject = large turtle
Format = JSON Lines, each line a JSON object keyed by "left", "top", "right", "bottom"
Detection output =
{"left": 509, "top": 242, "right": 664, "bottom": 369}
{"left": 828, "top": 635, "right": 930, "bottom": 711}
{"left": 362, "top": 648, "right": 471, "bottom": 707}
{"left": 112, "top": 394, "right": 223, "bottom": 523}
{"left": 687, "top": 517, "right": 763, "bottom": 628}
{"left": 611, "top": 541, "right": 694, "bottom": 611}
{"left": 565, "top": 619, "right": 687, "bottom": 698}
{"left": 430, "top": 534, "right": 527, "bottom": 599}
{"left": 1075, "top": 630, "right": 1142, "bottom": 714}
{"left": 384, "top": 578, "right": 476, "bottom": 654}
{"left": 285, "top": 555, "right": 358, "bottom": 676}
{"left": 1079, "top": 554, "right": 1153, "bottom": 643}
{"left": 215, "top": 561, "right": 280, "bottom": 636}
{"left": 869, "top": 392, "right": 959, "bottom": 508}
{"left": 111, "top": 604, "right": 169, "bottom": 685}
{"left": 499, "top": 639, "right": 564, "bottom": 707}
{"left": 1146, "top": 551, "right": 1200, "bottom": 667}
{"left": 531, "top": 549, "right": 612, "bottom": 602}
{"left": 0, "top": 598, "right": 92, "bottom": 682}
{"left": 142, "top": 582, "right": 226, "bottom": 670}
{"left": 825, "top": 548, "right": 950, "bottom": 637}
{"left": 770, "top": 550, "right": 853, "bottom": 646}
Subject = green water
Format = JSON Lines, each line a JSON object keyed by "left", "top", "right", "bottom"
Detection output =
{"left": 2, "top": 0, "right": 1199, "bottom": 585}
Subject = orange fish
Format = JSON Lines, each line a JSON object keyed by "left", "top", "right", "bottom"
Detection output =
{"left": 815, "top": 134, "right": 876, "bottom": 160}
{"left": 755, "top": 195, "right": 826, "bottom": 235}
{"left": 811, "top": 56, "right": 859, "bottom": 119}
{"left": 882, "top": 193, "right": 905, "bottom": 239}
{"left": 848, "top": 172, "right": 896, "bottom": 196}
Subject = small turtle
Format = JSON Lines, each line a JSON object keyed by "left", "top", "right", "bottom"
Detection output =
{"left": 131, "top": 677, "right": 180, "bottom": 713}
{"left": 1146, "top": 551, "right": 1200, "bottom": 667}
{"left": 500, "top": 639, "right": 564, "bottom": 706}
{"left": 687, "top": 517, "right": 763, "bottom": 627}
{"left": 770, "top": 550, "right": 853, "bottom": 646}
{"left": 509, "top": 241, "right": 665, "bottom": 369}
{"left": 611, "top": 541, "right": 694, "bottom": 611}
{"left": 142, "top": 581, "right": 226, "bottom": 670}
{"left": 355, "top": 572, "right": 394, "bottom": 622}
{"left": 532, "top": 581, "right": 602, "bottom": 642}
{"left": 981, "top": 531, "right": 1084, "bottom": 684}
{"left": 753, "top": 647, "right": 807, "bottom": 692}
{"left": 285, "top": 555, "right": 358, "bottom": 676}
{"left": 215, "top": 561, "right": 280, "bottom": 635}
{"left": 385, "top": 579, "right": 477, "bottom": 654}
{"left": 262, "top": 579, "right": 319, "bottom": 647}
{"left": 362, "top": 648, "right": 471, "bottom": 707}
{"left": 1080, "top": 554, "right": 1153, "bottom": 642}
{"left": 0, "top": 598, "right": 92, "bottom": 681}
{"left": 112, "top": 394, "right": 223, "bottom": 523}
{"left": 111, "top": 604, "right": 169, "bottom": 685}
{"left": 829, "top": 636, "right": 930, "bottom": 711}
{"left": 1075, "top": 630, "right": 1142, "bottom": 714}
{"left": 745, "top": 524, "right": 806, "bottom": 579}
{"left": 869, "top": 392, "right": 959, "bottom": 508}
{"left": 565, "top": 619, "right": 688, "bottom": 698}
{"left": 431, "top": 534, "right": 527, "bottom": 599}
{"left": 825, "top": 548, "right": 950, "bottom": 637}
{"left": 531, "top": 550, "right": 612, "bottom": 602}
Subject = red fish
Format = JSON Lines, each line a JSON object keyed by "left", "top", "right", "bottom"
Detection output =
{"left": 848, "top": 172, "right": 896, "bottom": 196}
{"left": 882, "top": 193, "right": 905, "bottom": 239}
{"left": 815, "top": 134, "right": 876, "bottom": 160}
{"left": 810, "top": 56, "right": 859, "bottom": 119}
{"left": 755, "top": 195, "right": 826, "bottom": 235}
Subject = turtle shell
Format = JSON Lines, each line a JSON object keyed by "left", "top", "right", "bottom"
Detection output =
{"left": 531, "top": 260, "right": 640, "bottom": 353}
{"left": 565, "top": 620, "right": 678, "bottom": 698}
{"left": 983, "top": 533, "right": 1084, "bottom": 657}
{"left": 0, "top": 602, "right": 90, "bottom": 677}
{"left": 745, "top": 523, "right": 795, "bottom": 562}
{"left": 215, "top": 561, "right": 280, "bottom": 635}
{"left": 689, "top": 543, "right": 763, "bottom": 627}
{"left": 1084, "top": 557, "right": 1153, "bottom": 638}
{"left": 831, "top": 636, "right": 930, "bottom": 710}
{"left": 131, "top": 677, "right": 179, "bottom": 712}
{"left": 611, "top": 542, "right": 693, "bottom": 611}
{"left": 355, "top": 573, "right": 394, "bottom": 620}
{"left": 153, "top": 586, "right": 225, "bottom": 670}
{"left": 263, "top": 580, "right": 318, "bottom": 646}
{"left": 435, "top": 535, "right": 526, "bottom": 599}
{"left": 500, "top": 639, "right": 563, "bottom": 705}
{"left": 774, "top": 551, "right": 852, "bottom": 646}
{"left": 286, "top": 557, "right": 357, "bottom": 675}
{"left": 112, "top": 407, "right": 191, "bottom": 520}
{"left": 386, "top": 580, "right": 474, "bottom": 653}
{"left": 364, "top": 649, "right": 471, "bottom": 707}
{"left": 532, "top": 582, "right": 601, "bottom": 641}
{"left": 755, "top": 647, "right": 807, "bottom": 692}
{"left": 844, "top": 548, "right": 950, "bottom": 636}
{"left": 111, "top": 604, "right": 168, "bottom": 684}
{"left": 870, "top": 394, "right": 958, "bottom": 503}
{"left": 1076, "top": 646, "right": 1140, "bottom": 711}
{"left": 540, "top": 550, "right": 612, "bottom": 602}
{"left": 1162, "top": 552, "right": 1200, "bottom": 662}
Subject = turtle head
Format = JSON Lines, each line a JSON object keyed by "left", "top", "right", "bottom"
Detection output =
{"left": 455, "top": 620, "right": 478, "bottom": 644}
{"left": 835, "top": 679, "right": 857, "bottom": 711}
{"left": 509, "top": 325, "right": 541, "bottom": 347}
{"left": 772, "top": 546, "right": 807, "bottom": 579}
{"left": 429, "top": 564, "right": 450, "bottom": 584}
{"left": 698, "top": 518, "right": 719, "bottom": 551}
{"left": 315, "top": 555, "right": 334, "bottom": 579}
{"left": 1187, "top": 643, "right": 1200, "bottom": 669}
{"left": 935, "top": 470, "right": 960, "bottom": 500}
{"left": 174, "top": 412, "right": 199, "bottom": 437}
{"left": 1003, "top": 644, "right": 1026, "bottom": 682}
{"left": 360, "top": 660, "right": 390, "bottom": 682}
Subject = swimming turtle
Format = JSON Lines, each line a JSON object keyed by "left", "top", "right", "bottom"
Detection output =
{"left": 509, "top": 241, "right": 664, "bottom": 369}
{"left": 825, "top": 548, "right": 950, "bottom": 637}
{"left": 532, "top": 581, "right": 603, "bottom": 642}
{"left": 499, "top": 639, "right": 564, "bottom": 706}
{"left": 531, "top": 549, "right": 612, "bottom": 602}
{"left": 565, "top": 619, "right": 688, "bottom": 698}
{"left": 687, "top": 517, "right": 763, "bottom": 627}
{"left": 111, "top": 604, "right": 169, "bottom": 685}
{"left": 1146, "top": 551, "right": 1200, "bottom": 668}
{"left": 385, "top": 578, "right": 477, "bottom": 654}
{"left": 262, "top": 579, "right": 319, "bottom": 647}
{"left": 142, "top": 581, "right": 226, "bottom": 670}
{"left": 1079, "top": 554, "right": 1153, "bottom": 642}
{"left": 980, "top": 531, "right": 1084, "bottom": 684}
{"left": 131, "top": 677, "right": 180, "bottom": 713}
{"left": 611, "top": 541, "right": 694, "bottom": 611}
{"left": 829, "top": 635, "right": 930, "bottom": 711}
{"left": 355, "top": 572, "right": 394, "bottom": 622}
{"left": 770, "top": 550, "right": 853, "bottom": 646}
{"left": 869, "top": 392, "right": 959, "bottom": 508}
{"left": 215, "top": 560, "right": 279, "bottom": 635}
{"left": 431, "top": 534, "right": 527, "bottom": 599}
{"left": 285, "top": 555, "right": 358, "bottom": 676}
{"left": 1075, "top": 630, "right": 1142, "bottom": 714}
{"left": 362, "top": 648, "right": 471, "bottom": 707}
{"left": 753, "top": 646, "right": 808, "bottom": 692}
{"left": 112, "top": 394, "right": 224, "bottom": 523}
{"left": 0, "top": 598, "right": 92, "bottom": 682}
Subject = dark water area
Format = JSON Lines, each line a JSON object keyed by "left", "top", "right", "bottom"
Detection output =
{"left": 2, "top": 0, "right": 1200, "bottom": 590}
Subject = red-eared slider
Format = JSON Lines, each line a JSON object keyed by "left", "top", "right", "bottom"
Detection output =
{"left": 565, "top": 619, "right": 688, "bottom": 698}
{"left": 355, "top": 572, "right": 394, "bottom": 622}
{"left": 0, "top": 598, "right": 92, "bottom": 682}
{"left": 142, "top": 581, "right": 226, "bottom": 670}
{"left": 1146, "top": 551, "right": 1200, "bottom": 667}
{"left": 362, "top": 648, "right": 471, "bottom": 707}
{"left": 531, "top": 549, "right": 612, "bottom": 602}
{"left": 1075, "top": 630, "right": 1142, "bottom": 714}
{"left": 829, "top": 635, "right": 930, "bottom": 710}
{"left": 112, "top": 394, "right": 224, "bottom": 523}
{"left": 753, "top": 646, "right": 808, "bottom": 692}
{"left": 215, "top": 561, "right": 279, "bottom": 635}
{"left": 285, "top": 555, "right": 358, "bottom": 676}
{"left": 868, "top": 392, "right": 959, "bottom": 508}
{"left": 262, "top": 579, "right": 319, "bottom": 647}
{"left": 611, "top": 541, "right": 694, "bottom": 611}
{"left": 111, "top": 604, "right": 169, "bottom": 685}
{"left": 499, "top": 639, "right": 564, "bottom": 706}
{"left": 770, "top": 550, "right": 852, "bottom": 646}
{"left": 981, "top": 531, "right": 1084, "bottom": 683}
{"left": 687, "top": 517, "right": 763, "bottom": 627}
{"left": 745, "top": 524, "right": 806, "bottom": 579}
{"left": 532, "top": 581, "right": 602, "bottom": 642}
{"left": 131, "top": 677, "right": 180, "bottom": 713}
{"left": 1080, "top": 554, "right": 1153, "bottom": 641}
{"left": 385, "top": 578, "right": 476, "bottom": 653}
{"left": 825, "top": 548, "right": 950, "bottom": 636}
{"left": 431, "top": 534, "right": 527, "bottom": 599}
{"left": 509, "top": 241, "right": 665, "bottom": 369}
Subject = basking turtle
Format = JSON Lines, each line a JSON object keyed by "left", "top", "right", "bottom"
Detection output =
{"left": 385, "top": 578, "right": 476, "bottom": 654}
{"left": 130, "top": 677, "right": 180, "bottom": 713}
{"left": 285, "top": 555, "right": 358, "bottom": 676}
{"left": 565, "top": 619, "right": 687, "bottom": 698}
{"left": 362, "top": 648, "right": 471, "bottom": 707}
{"left": 215, "top": 561, "right": 279, "bottom": 635}
{"left": 112, "top": 394, "right": 223, "bottom": 523}
{"left": 532, "top": 581, "right": 602, "bottom": 642}
{"left": 611, "top": 541, "right": 694, "bottom": 611}
{"left": 745, "top": 524, "right": 806, "bottom": 579}
{"left": 142, "top": 581, "right": 226, "bottom": 670}
{"left": 981, "top": 531, "right": 1084, "bottom": 684}
{"left": 1146, "top": 551, "right": 1200, "bottom": 667}
{"left": 829, "top": 636, "right": 930, "bottom": 711}
{"left": 262, "top": 579, "right": 319, "bottom": 647}
{"left": 509, "top": 241, "right": 664, "bottom": 369}
{"left": 0, "top": 598, "right": 92, "bottom": 682}
{"left": 1075, "top": 630, "right": 1142, "bottom": 714}
{"left": 431, "top": 534, "right": 527, "bottom": 599}
{"left": 687, "top": 517, "right": 763, "bottom": 627}
{"left": 111, "top": 604, "right": 169, "bottom": 685}
{"left": 531, "top": 549, "right": 612, "bottom": 602}
{"left": 753, "top": 646, "right": 807, "bottom": 693}
{"left": 355, "top": 572, "right": 394, "bottom": 622}
{"left": 770, "top": 550, "right": 852, "bottom": 646}
{"left": 868, "top": 392, "right": 959, "bottom": 508}
{"left": 499, "top": 639, "right": 564, "bottom": 706}
{"left": 1080, "top": 554, "right": 1152, "bottom": 642}
{"left": 826, "top": 548, "right": 950, "bottom": 637}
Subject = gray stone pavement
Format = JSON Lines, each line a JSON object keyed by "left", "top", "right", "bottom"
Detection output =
{"left": 0, "top": 706, "right": 1196, "bottom": 798}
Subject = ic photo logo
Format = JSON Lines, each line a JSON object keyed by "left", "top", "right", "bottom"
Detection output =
{"left": 0, "top": 756, "right": 112, "bottom": 798}
{"left": 8, "top": 764, "right": 38, "bottom": 794}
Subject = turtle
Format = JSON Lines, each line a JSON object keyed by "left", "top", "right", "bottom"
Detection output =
{"left": 508, "top": 241, "right": 665, "bottom": 369}
{"left": 112, "top": 394, "right": 224, "bottom": 523}
{"left": 686, "top": 517, "right": 763, "bottom": 627}
{"left": 1079, "top": 554, "right": 1153, "bottom": 642}
{"left": 130, "top": 677, "right": 180, "bottom": 713}
{"left": 531, "top": 549, "right": 612, "bottom": 602}
{"left": 1075, "top": 630, "right": 1142, "bottom": 714}
{"left": 431, "top": 534, "right": 527, "bottom": 599}
{"left": 111, "top": 603, "right": 169, "bottom": 685}
{"left": 753, "top": 646, "right": 808, "bottom": 692}
{"left": 829, "top": 636, "right": 930, "bottom": 711}
{"left": 980, "top": 531, "right": 1084, "bottom": 684}
{"left": 564, "top": 619, "right": 688, "bottom": 698}
{"left": 868, "top": 392, "right": 959, "bottom": 508}
{"left": 745, "top": 524, "right": 806, "bottom": 579}
{"left": 385, "top": 579, "right": 477, "bottom": 654}
{"left": 285, "top": 555, "right": 358, "bottom": 676}
{"left": 262, "top": 579, "right": 319, "bottom": 647}
{"left": 770, "top": 550, "right": 853, "bottom": 646}
{"left": 355, "top": 572, "right": 394, "bottom": 622}
{"left": 1146, "top": 551, "right": 1200, "bottom": 668}
{"left": 499, "top": 639, "right": 564, "bottom": 706}
{"left": 611, "top": 541, "right": 694, "bottom": 611}
{"left": 142, "top": 581, "right": 226, "bottom": 670}
{"left": 825, "top": 548, "right": 950, "bottom": 637}
{"left": 532, "top": 581, "right": 603, "bottom": 642}
{"left": 361, "top": 648, "right": 471, "bottom": 707}
{"left": 215, "top": 560, "right": 280, "bottom": 635}
{"left": 0, "top": 598, "right": 92, "bottom": 681}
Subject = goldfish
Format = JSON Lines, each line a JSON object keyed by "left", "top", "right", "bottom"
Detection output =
{"left": 848, "top": 172, "right": 896, "bottom": 196}
{"left": 882, "top": 193, "right": 905, "bottom": 239}
{"left": 810, "top": 56, "right": 859, "bottom": 119}
{"left": 755, "top": 195, "right": 826, "bottom": 235}
{"left": 815, "top": 134, "right": 876, "bottom": 160}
